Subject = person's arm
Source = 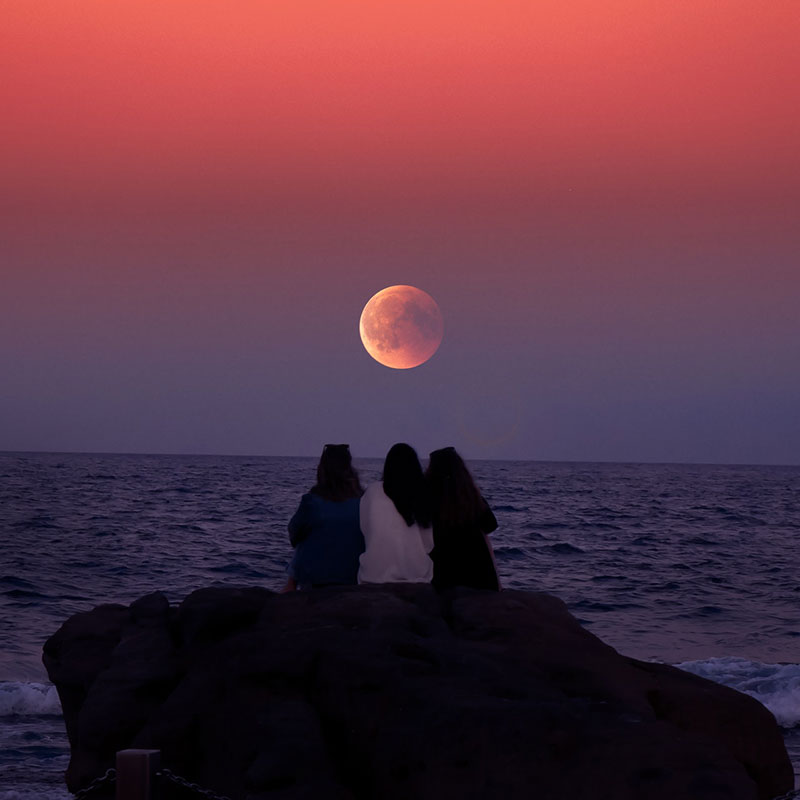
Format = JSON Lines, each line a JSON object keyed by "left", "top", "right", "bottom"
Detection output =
{"left": 478, "top": 500, "right": 498, "bottom": 535}
{"left": 420, "top": 524, "right": 434, "bottom": 554}
{"left": 288, "top": 493, "right": 314, "bottom": 547}
{"left": 479, "top": 498, "right": 501, "bottom": 589}
{"left": 359, "top": 483, "right": 375, "bottom": 544}
{"left": 484, "top": 532, "right": 501, "bottom": 590}
{"left": 356, "top": 486, "right": 373, "bottom": 583}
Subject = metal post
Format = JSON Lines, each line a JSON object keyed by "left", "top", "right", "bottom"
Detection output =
{"left": 116, "top": 749, "right": 160, "bottom": 800}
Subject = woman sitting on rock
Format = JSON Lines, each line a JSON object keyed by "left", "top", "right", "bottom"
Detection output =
{"left": 285, "top": 444, "right": 364, "bottom": 590}
{"left": 426, "top": 447, "right": 500, "bottom": 591}
{"left": 358, "top": 443, "right": 434, "bottom": 584}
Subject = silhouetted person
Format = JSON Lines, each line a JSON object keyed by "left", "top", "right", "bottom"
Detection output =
{"left": 358, "top": 443, "right": 434, "bottom": 583}
{"left": 285, "top": 444, "right": 364, "bottom": 590}
{"left": 426, "top": 447, "right": 500, "bottom": 591}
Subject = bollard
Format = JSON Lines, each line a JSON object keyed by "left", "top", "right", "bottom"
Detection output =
{"left": 116, "top": 749, "right": 161, "bottom": 800}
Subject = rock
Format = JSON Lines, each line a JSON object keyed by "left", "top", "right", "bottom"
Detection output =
{"left": 42, "top": 584, "right": 793, "bottom": 800}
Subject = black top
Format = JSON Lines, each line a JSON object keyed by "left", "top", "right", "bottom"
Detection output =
{"left": 431, "top": 502, "right": 499, "bottom": 591}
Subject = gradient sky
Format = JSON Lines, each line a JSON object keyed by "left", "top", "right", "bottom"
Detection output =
{"left": 2, "top": 1, "right": 798, "bottom": 463}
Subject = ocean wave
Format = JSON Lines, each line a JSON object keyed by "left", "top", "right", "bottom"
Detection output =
{"left": 0, "top": 683, "right": 62, "bottom": 716}
{"left": 677, "top": 657, "right": 800, "bottom": 728}
{"left": 686, "top": 536, "right": 717, "bottom": 546}
{"left": 672, "top": 605, "right": 728, "bottom": 619}
{"left": 545, "top": 542, "right": 585, "bottom": 555}
{"left": 10, "top": 515, "right": 61, "bottom": 531}
{"left": 531, "top": 522, "right": 570, "bottom": 530}
{"left": 578, "top": 522, "right": 622, "bottom": 531}
{"left": 3, "top": 589, "right": 48, "bottom": 600}
{"left": 493, "top": 546, "right": 527, "bottom": 560}
{"left": 572, "top": 600, "right": 645, "bottom": 612}
{"left": 0, "top": 577, "right": 37, "bottom": 590}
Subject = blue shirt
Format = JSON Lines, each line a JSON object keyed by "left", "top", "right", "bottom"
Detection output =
{"left": 288, "top": 493, "right": 364, "bottom": 586}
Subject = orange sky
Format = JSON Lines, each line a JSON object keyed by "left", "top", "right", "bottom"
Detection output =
{"left": 4, "top": 1, "right": 798, "bottom": 203}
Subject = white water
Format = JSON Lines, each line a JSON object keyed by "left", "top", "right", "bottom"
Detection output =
{"left": 678, "top": 657, "right": 800, "bottom": 729}
{"left": 0, "top": 683, "right": 61, "bottom": 717}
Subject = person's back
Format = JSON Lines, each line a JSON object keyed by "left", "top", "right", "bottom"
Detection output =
{"left": 284, "top": 444, "right": 365, "bottom": 589}
{"left": 428, "top": 501, "right": 498, "bottom": 591}
{"left": 358, "top": 443, "right": 433, "bottom": 584}
{"left": 426, "top": 447, "right": 500, "bottom": 592}
{"left": 289, "top": 492, "right": 363, "bottom": 587}
{"left": 358, "top": 482, "right": 433, "bottom": 583}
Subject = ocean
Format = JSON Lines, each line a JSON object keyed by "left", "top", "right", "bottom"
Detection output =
{"left": 1, "top": 452, "right": 798, "bottom": 797}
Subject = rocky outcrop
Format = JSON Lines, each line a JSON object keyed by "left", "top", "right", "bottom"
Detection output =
{"left": 43, "top": 584, "right": 793, "bottom": 800}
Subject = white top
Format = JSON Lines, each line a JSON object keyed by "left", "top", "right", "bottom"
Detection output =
{"left": 358, "top": 482, "right": 434, "bottom": 584}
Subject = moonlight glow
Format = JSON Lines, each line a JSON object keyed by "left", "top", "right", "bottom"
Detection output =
{"left": 359, "top": 285, "right": 444, "bottom": 369}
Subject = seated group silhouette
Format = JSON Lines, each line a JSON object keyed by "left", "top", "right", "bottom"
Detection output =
{"left": 284, "top": 443, "right": 499, "bottom": 592}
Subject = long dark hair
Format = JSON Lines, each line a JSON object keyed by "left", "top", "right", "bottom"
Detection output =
{"left": 382, "top": 443, "right": 431, "bottom": 528}
{"left": 425, "top": 447, "right": 485, "bottom": 528}
{"left": 311, "top": 444, "right": 363, "bottom": 501}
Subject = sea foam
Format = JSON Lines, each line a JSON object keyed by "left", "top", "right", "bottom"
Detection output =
{"left": 677, "top": 657, "right": 800, "bottom": 728}
{"left": 0, "top": 682, "right": 62, "bottom": 716}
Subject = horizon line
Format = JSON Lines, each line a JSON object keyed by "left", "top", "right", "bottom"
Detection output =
{"left": 1, "top": 448, "right": 798, "bottom": 469}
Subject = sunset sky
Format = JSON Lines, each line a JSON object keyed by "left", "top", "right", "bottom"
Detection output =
{"left": 2, "top": 1, "right": 798, "bottom": 462}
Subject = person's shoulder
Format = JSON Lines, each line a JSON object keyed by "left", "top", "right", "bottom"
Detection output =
{"left": 362, "top": 481, "right": 385, "bottom": 499}
{"left": 361, "top": 482, "right": 392, "bottom": 512}
{"left": 299, "top": 491, "right": 322, "bottom": 506}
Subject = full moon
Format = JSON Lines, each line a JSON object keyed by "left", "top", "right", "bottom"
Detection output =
{"left": 359, "top": 285, "right": 444, "bottom": 369}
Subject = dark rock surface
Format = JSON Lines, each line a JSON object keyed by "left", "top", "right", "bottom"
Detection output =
{"left": 43, "top": 584, "right": 793, "bottom": 800}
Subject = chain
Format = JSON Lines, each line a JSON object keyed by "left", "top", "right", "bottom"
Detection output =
{"left": 70, "top": 762, "right": 796, "bottom": 800}
{"left": 158, "top": 768, "right": 233, "bottom": 800}
{"left": 72, "top": 767, "right": 116, "bottom": 799}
